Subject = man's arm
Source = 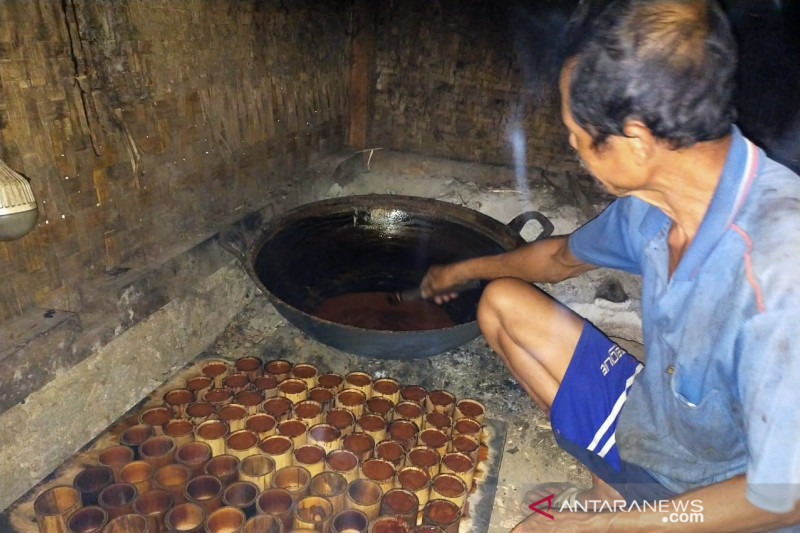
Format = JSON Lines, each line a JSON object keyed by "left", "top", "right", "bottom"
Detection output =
{"left": 513, "top": 475, "right": 800, "bottom": 533}
{"left": 420, "top": 235, "right": 596, "bottom": 297}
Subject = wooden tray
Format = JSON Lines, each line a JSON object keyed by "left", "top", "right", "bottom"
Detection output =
{"left": 1, "top": 357, "right": 506, "bottom": 533}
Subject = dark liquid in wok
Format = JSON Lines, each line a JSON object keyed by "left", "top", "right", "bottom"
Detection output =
{"left": 313, "top": 292, "right": 457, "bottom": 331}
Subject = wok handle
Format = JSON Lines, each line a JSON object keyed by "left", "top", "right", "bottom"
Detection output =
{"left": 507, "top": 211, "right": 554, "bottom": 241}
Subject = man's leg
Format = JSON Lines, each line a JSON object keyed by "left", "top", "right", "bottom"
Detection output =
{"left": 477, "top": 277, "right": 582, "bottom": 412}
{"left": 476, "top": 277, "right": 623, "bottom": 503}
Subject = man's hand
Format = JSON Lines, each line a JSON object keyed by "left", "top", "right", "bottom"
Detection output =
{"left": 419, "top": 264, "right": 465, "bottom": 302}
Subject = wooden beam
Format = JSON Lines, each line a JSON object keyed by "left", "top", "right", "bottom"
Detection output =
{"left": 347, "top": 0, "right": 375, "bottom": 149}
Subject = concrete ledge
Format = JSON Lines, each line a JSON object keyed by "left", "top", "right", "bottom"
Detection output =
{"left": 0, "top": 236, "right": 233, "bottom": 414}
{"left": 0, "top": 310, "right": 83, "bottom": 411}
{"left": 0, "top": 261, "right": 254, "bottom": 511}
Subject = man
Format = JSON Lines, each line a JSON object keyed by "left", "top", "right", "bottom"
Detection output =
{"left": 421, "top": 0, "right": 800, "bottom": 531}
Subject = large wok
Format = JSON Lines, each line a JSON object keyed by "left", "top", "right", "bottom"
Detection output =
{"left": 219, "top": 194, "right": 553, "bottom": 359}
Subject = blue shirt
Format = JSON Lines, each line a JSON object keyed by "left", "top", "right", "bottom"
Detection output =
{"left": 568, "top": 127, "right": 800, "bottom": 514}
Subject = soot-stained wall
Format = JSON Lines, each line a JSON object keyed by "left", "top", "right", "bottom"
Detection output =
{"left": 370, "top": 0, "right": 582, "bottom": 172}
{"left": 0, "top": 0, "right": 350, "bottom": 325}
{"left": 368, "top": 0, "right": 800, "bottom": 172}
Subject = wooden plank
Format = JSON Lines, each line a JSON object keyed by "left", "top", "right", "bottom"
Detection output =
{"left": 347, "top": 0, "right": 375, "bottom": 149}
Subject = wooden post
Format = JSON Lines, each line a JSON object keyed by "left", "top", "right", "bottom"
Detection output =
{"left": 348, "top": 0, "right": 375, "bottom": 150}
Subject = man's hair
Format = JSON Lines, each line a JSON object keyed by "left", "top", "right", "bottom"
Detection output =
{"left": 567, "top": 0, "right": 738, "bottom": 149}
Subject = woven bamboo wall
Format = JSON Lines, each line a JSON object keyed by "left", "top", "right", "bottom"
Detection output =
{"left": 370, "top": 0, "right": 581, "bottom": 171}
{"left": 0, "top": 0, "right": 350, "bottom": 324}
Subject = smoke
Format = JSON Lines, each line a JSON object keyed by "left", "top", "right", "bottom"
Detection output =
{"left": 508, "top": 124, "right": 531, "bottom": 202}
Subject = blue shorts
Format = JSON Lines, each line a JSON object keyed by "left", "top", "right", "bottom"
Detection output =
{"left": 550, "top": 320, "right": 676, "bottom": 503}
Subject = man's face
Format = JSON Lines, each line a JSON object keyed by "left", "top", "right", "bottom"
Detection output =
{"left": 559, "top": 64, "right": 642, "bottom": 197}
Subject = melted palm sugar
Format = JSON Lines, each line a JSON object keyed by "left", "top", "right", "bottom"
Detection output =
{"left": 313, "top": 292, "right": 456, "bottom": 331}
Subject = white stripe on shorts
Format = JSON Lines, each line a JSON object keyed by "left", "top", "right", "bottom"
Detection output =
{"left": 597, "top": 433, "right": 616, "bottom": 458}
{"left": 587, "top": 363, "right": 643, "bottom": 453}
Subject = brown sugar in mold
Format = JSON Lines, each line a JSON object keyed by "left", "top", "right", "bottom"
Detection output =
{"left": 399, "top": 385, "right": 427, "bottom": 405}
{"left": 326, "top": 449, "right": 359, "bottom": 472}
{"left": 383, "top": 488, "right": 418, "bottom": 513}
{"left": 397, "top": 467, "right": 430, "bottom": 491}
{"left": 261, "top": 397, "right": 292, "bottom": 420}
{"left": 432, "top": 474, "right": 466, "bottom": 498}
{"left": 344, "top": 372, "right": 372, "bottom": 388}
{"left": 424, "top": 412, "right": 452, "bottom": 434}
{"left": 366, "top": 397, "right": 395, "bottom": 418}
{"left": 423, "top": 498, "right": 461, "bottom": 531}
{"left": 294, "top": 400, "right": 323, "bottom": 421}
{"left": 294, "top": 445, "right": 325, "bottom": 465}
{"left": 235, "top": 390, "right": 265, "bottom": 412}
{"left": 455, "top": 399, "right": 485, "bottom": 422}
{"left": 361, "top": 458, "right": 395, "bottom": 483}
{"left": 408, "top": 447, "right": 439, "bottom": 471}
{"left": 357, "top": 414, "right": 386, "bottom": 431}
{"left": 395, "top": 401, "right": 423, "bottom": 418}
{"left": 373, "top": 378, "right": 400, "bottom": 398}
{"left": 418, "top": 428, "right": 448, "bottom": 452}
{"left": 318, "top": 372, "right": 344, "bottom": 391}
{"left": 426, "top": 390, "right": 456, "bottom": 415}
{"left": 325, "top": 408, "right": 355, "bottom": 434}
{"left": 309, "top": 387, "right": 335, "bottom": 408}
{"left": 264, "top": 360, "right": 293, "bottom": 382}
{"left": 376, "top": 439, "right": 406, "bottom": 468}
{"left": 309, "top": 424, "right": 342, "bottom": 444}
{"left": 245, "top": 413, "right": 277, "bottom": 437}
{"left": 223, "top": 373, "right": 250, "bottom": 394}
{"left": 342, "top": 432, "right": 375, "bottom": 461}
{"left": 234, "top": 356, "right": 262, "bottom": 380}
{"left": 253, "top": 375, "right": 279, "bottom": 395}
{"left": 370, "top": 515, "right": 410, "bottom": 533}
{"left": 388, "top": 420, "right": 417, "bottom": 440}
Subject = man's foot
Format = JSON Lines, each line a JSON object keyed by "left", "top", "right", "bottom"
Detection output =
{"left": 521, "top": 482, "right": 591, "bottom": 514}
{"left": 521, "top": 478, "right": 623, "bottom": 514}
